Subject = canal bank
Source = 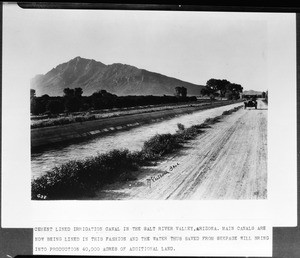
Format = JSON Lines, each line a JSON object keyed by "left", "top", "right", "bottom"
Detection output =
{"left": 31, "top": 100, "right": 241, "bottom": 150}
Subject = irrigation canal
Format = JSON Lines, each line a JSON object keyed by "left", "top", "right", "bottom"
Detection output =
{"left": 31, "top": 102, "right": 243, "bottom": 179}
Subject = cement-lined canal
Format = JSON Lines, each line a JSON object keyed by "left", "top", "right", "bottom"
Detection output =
{"left": 31, "top": 102, "right": 242, "bottom": 179}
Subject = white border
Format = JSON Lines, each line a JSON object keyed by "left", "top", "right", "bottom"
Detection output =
{"left": 1, "top": 8, "right": 297, "bottom": 228}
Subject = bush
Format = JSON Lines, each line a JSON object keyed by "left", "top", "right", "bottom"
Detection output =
{"left": 203, "top": 118, "right": 214, "bottom": 124}
{"left": 234, "top": 106, "right": 243, "bottom": 111}
{"left": 142, "top": 134, "right": 180, "bottom": 157}
{"left": 129, "top": 150, "right": 157, "bottom": 165}
{"left": 222, "top": 110, "right": 231, "bottom": 115}
{"left": 31, "top": 149, "right": 138, "bottom": 200}
{"left": 203, "top": 115, "right": 223, "bottom": 125}
{"left": 175, "top": 127, "right": 200, "bottom": 142}
{"left": 177, "top": 123, "right": 185, "bottom": 131}
{"left": 222, "top": 106, "right": 242, "bottom": 116}
{"left": 213, "top": 116, "right": 222, "bottom": 122}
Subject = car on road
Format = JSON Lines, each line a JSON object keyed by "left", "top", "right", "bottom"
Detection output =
{"left": 244, "top": 98, "right": 257, "bottom": 109}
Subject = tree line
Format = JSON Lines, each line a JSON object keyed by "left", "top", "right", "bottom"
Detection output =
{"left": 201, "top": 79, "right": 243, "bottom": 100}
{"left": 30, "top": 88, "right": 197, "bottom": 115}
{"left": 30, "top": 78, "right": 243, "bottom": 115}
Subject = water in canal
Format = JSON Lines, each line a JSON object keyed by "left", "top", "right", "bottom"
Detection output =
{"left": 31, "top": 103, "right": 242, "bottom": 179}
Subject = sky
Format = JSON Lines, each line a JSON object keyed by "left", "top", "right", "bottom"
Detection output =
{"left": 2, "top": 4, "right": 293, "bottom": 92}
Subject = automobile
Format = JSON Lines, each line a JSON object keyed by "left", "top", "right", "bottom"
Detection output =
{"left": 244, "top": 98, "right": 257, "bottom": 109}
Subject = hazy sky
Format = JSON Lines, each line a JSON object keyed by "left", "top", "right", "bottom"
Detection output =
{"left": 3, "top": 4, "right": 291, "bottom": 92}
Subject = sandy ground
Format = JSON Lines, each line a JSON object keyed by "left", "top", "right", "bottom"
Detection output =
{"left": 94, "top": 100, "right": 268, "bottom": 200}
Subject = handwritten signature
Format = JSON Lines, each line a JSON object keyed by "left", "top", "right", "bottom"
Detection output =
{"left": 169, "top": 162, "right": 179, "bottom": 171}
{"left": 146, "top": 163, "right": 179, "bottom": 188}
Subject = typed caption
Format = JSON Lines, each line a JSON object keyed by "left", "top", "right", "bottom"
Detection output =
{"left": 34, "top": 221, "right": 272, "bottom": 256}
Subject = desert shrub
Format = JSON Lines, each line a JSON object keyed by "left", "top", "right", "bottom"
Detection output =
{"left": 177, "top": 123, "right": 185, "bottom": 131}
{"left": 222, "top": 106, "right": 242, "bottom": 116}
{"left": 213, "top": 116, "right": 223, "bottom": 121}
{"left": 175, "top": 127, "right": 200, "bottom": 142}
{"left": 191, "top": 124, "right": 206, "bottom": 129}
{"left": 202, "top": 116, "right": 220, "bottom": 126}
{"left": 31, "top": 149, "right": 137, "bottom": 200}
{"left": 234, "top": 106, "right": 243, "bottom": 111}
{"left": 187, "top": 126, "right": 202, "bottom": 136}
{"left": 206, "top": 115, "right": 223, "bottom": 124}
{"left": 128, "top": 150, "right": 158, "bottom": 165}
{"left": 222, "top": 110, "right": 231, "bottom": 115}
{"left": 142, "top": 134, "right": 180, "bottom": 157}
{"left": 203, "top": 118, "right": 214, "bottom": 124}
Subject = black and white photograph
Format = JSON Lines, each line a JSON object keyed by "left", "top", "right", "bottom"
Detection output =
{"left": 1, "top": 3, "right": 298, "bottom": 257}
{"left": 25, "top": 7, "right": 269, "bottom": 201}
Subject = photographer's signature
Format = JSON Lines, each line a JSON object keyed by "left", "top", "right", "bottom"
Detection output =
{"left": 146, "top": 163, "right": 179, "bottom": 188}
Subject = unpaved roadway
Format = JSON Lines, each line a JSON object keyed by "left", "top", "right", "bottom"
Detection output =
{"left": 94, "top": 100, "right": 267, "bottom": 200}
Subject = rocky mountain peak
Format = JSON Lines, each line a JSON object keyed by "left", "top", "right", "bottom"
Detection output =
{"left": 31, "top": 57, "right": 204, "bottom": 97}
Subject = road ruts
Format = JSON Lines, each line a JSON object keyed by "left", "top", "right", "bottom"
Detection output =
{"left": 95, "top": 100, "right": 267, "bottom": 200}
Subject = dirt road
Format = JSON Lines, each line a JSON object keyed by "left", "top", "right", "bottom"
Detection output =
{"left": 95, "top": 100, "right": 267, "bottom": 200}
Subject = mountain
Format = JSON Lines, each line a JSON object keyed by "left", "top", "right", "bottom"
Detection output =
{"left": 30, "top": 57, "right": 205, "bottom": 96}
{"left": 243, "top": 90, "right": 263, "bottom": 95}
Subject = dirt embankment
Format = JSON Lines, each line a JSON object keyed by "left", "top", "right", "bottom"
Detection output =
{"left": 94, "top": 100, "right": 267, "bottom": 200}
